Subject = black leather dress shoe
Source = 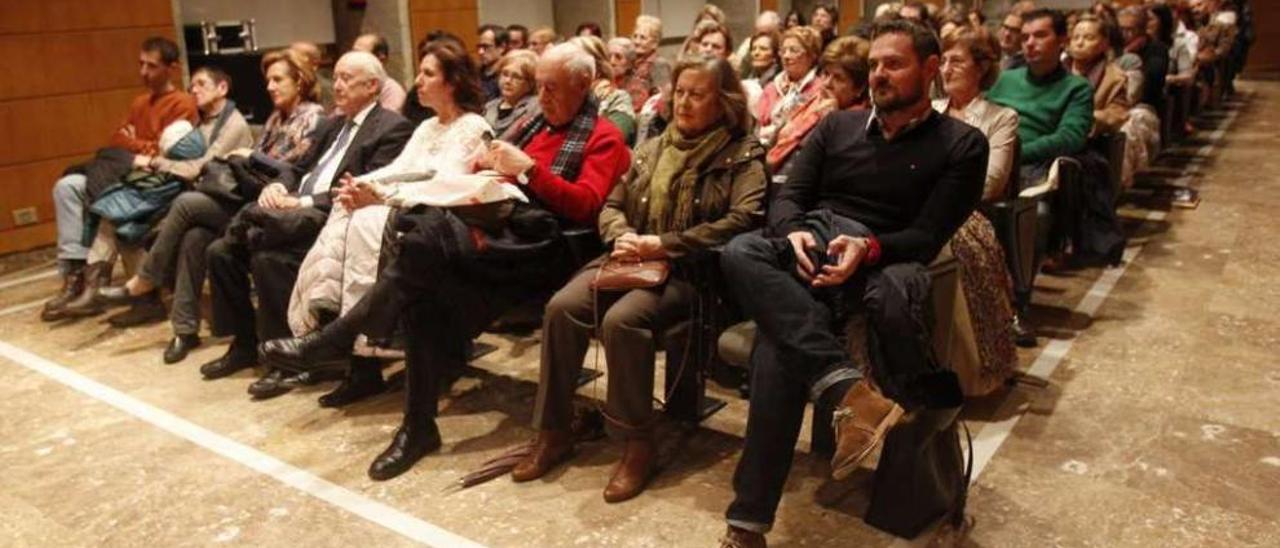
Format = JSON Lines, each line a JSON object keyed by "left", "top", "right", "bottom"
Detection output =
{"left": 247, "top": 368, "right": 292, "bottom": 399}
{"left": 1012, "top": 314, "right": 1038, "bottom": 348}
{"left": 259, "top": 332, "right": 348, "bottom": 371}
{"left": 200, "top": 350, "right": 256, "bottom": 380}
{"left": 107, "top": 297, "right": 166, "bottom": 328}
{"left": 278, "top": 369, "right": 346, "bottom": 389}
{"left": 368, "top": 423, "right": 442, "bottom": 481}
{"left": 318, "top": 375, "right": 386, "bottom": 408}
{"left": 163, "top": 334, "right": 201, "bottom": 364}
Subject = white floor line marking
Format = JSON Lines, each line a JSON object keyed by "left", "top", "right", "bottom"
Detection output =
{"left": 0, "top": 268, "right": 57, "bottom": 291}
{"left": 891, "top": 103, "right": 1242, "bottom": 548}
{"left": 0, "top": 341, "right": 484, "bottom": 548}
{"left": 0, "top": 299, "right": 46, "bottom": 318}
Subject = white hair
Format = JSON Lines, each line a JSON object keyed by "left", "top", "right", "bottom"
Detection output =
{"left": 608, "top": 37, "right": 637, "bottom": 63}
{"left": 544, "top": 42, "right": 595, "bottom": 84}
{"left": 635, "top": 14, "right": 663, "bottom": 39}
{"left": 337, "top": 50, "right": 388, "bottom": 83}
{"left": 757, "top": 10, "right": 781, "bottom": 30}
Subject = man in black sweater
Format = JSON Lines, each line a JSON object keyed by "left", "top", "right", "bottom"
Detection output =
{"left": 719, "top": 20, "right": 988, "bottom": 545}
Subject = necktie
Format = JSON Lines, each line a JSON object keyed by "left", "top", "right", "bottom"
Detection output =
{"left": 299, "top": 119, "right": 355, "bottom": 196}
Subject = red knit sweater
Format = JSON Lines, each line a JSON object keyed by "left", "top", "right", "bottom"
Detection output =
{"left": 108, "top": 89, "right": 199, "bottom": 156}
{"left": 522, "top": 118, "right": 631, "bottom": 226}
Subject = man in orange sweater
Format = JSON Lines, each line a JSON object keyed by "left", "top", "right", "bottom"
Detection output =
{"left": 43, "top": 36, "right": 198, "bottom": 321}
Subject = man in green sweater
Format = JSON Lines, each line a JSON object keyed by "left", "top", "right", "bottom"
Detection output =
{"left": 987, "top": 8, "right": 1125, "bottom": 268}
{"left": 987, "top": 8, "right": 1093, "bottom": 173}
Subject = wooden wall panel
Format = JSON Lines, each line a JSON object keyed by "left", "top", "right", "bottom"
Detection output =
{"left": 0, "top": 223, "right": 58, "bottom": 256}
{"left": 1246, "top": 0, "right": 1280, "bottom": 74}
{"left": 839, "top": 0, "right": 863, "bottom": 31}
{"left": 0, "top": 26, "right": 174, "bottom": 101}
{"left": 0, "top": 1, "right": 175, "bottom": 255}
{"left": 0, "top": 89, "right": 137, "bottom": 167}
{"left": 0, "top": 156, "right": 85, "bottom": 231}
{"left": 409, "top": 0, "right": 479, "bottom": 64}
{"left": 0, "top": 0, "right": 173, "bottom": 35}
{"left": 616, "top": 0, "right": 642, "bottom": 39}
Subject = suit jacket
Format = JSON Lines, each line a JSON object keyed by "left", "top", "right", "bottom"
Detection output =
{"left": 279, "top": 103, "right": 414, "bottom": 210}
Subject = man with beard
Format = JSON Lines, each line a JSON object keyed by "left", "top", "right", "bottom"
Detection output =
{"left": 717, "top": 19, "right": 987, "bottom": 547}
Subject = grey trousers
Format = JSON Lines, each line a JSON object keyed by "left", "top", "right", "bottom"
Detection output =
{"left": 532, "top": 264, "right": 696, "bottom": 437}
{"left": 138, "top": 191, "right": 238, "bottom": 336}
{"left": 53, "top": 174, "right": 89, "bottom": 271}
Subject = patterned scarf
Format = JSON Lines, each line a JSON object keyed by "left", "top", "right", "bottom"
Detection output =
{"left": 646, "top": 125, "right": 732, "bottom": 233}
{"left": 509, "top": 97, "right": 598, "bottom": 183}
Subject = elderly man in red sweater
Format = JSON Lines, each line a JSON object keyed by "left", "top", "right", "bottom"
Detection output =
{"left": 257, "top": 41, "right": 631, "bottom": 480}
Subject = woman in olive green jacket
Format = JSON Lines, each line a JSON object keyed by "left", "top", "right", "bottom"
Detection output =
{"left": 513, "top": 55, "right": 767, "bottom": 503}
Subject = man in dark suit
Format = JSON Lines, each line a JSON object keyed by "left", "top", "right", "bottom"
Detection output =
{"left": 200, "top": 51, "right": 413, "bottom": 402}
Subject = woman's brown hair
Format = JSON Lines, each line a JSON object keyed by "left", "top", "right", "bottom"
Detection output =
{"left": 941, "top": 25, "right": 1001, "bottom": 90}
{"left": 667, "top": 54, "right": 752, "bottom": 137}
{"left": 420, "top": 38, "right": 486, "bottom": 115}
{"left": 820, "top": 36, "right": 871, "bottom": 93}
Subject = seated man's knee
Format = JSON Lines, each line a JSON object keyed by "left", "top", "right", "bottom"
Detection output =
{"left": 721, "top": 232, "right": 773, "bottom": 273}
{"left": 52, "top": 175, "right": 85, "bottom": 200}
{"left": 864, "top": 264, "right": 929, "bottom": 328}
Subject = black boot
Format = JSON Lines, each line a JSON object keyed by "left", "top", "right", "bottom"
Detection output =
{"left": 367, "top": 421, "right": 442, "bottom": 481}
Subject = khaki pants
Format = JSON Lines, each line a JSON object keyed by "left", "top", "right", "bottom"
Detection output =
{"left": 532, "top": 264, "right": 695, "bottom": 437}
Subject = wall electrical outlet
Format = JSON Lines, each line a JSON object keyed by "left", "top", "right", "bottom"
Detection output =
{"left": 12, "top": 207, "right": 38, "bottom": 226}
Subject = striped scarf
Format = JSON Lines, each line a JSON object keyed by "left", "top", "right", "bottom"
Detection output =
{"left": 509, "top": 97, "right": 598, "bottom": 183}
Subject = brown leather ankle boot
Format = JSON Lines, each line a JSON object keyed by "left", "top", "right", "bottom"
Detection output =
{"left": 603, "top": 437, "right": 656, "bottom": 503}
{"left": 61, "top": 262, "right": 110, "bottom": 318}
{"left": 511, "top": 430, "right": 574, "bottom": 482}
{"left": 41, "top": 266, "right": 86, "bottom": 321}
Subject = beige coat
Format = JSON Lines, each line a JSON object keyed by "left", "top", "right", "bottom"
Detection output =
{"left": 1092, "top": 62, "right": 1131, "bottom": 136}
{"left": 287, "top": 113, "right": 491, "bottom": 356}
{"left": 932, "top": 96, "right": 1020, "bottom": 201}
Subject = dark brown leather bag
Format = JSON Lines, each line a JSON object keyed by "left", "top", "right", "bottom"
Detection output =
{"left": 590, "top": 258, "right": 671, "bottom": 291}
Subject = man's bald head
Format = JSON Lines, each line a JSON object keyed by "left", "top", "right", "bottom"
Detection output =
{"left": 332, "top": 51, "right": 385, "bottom": 115}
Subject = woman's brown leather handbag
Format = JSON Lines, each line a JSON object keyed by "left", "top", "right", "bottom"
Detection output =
{"left": 590, "top": 258, "right": 671, "bottom": 291}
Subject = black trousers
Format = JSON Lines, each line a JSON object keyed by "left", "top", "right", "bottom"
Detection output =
{"left": 352, "top": 205, "right": 566, "bottom": 429}
{"left": 138, "top": 191, "right": 239, "bottom": 336}
{"left": 206, "top": 204, "right": 323, "bottom": 353}
{"left": 719, "top": 221, "right": 937, "bottom": 532}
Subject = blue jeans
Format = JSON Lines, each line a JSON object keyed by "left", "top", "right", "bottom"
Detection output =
{"left": 53, "top": 174, "right": 89, "bottom": 272}
{"left": 720, "top": 220, "right": 936, "bottom": 533}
